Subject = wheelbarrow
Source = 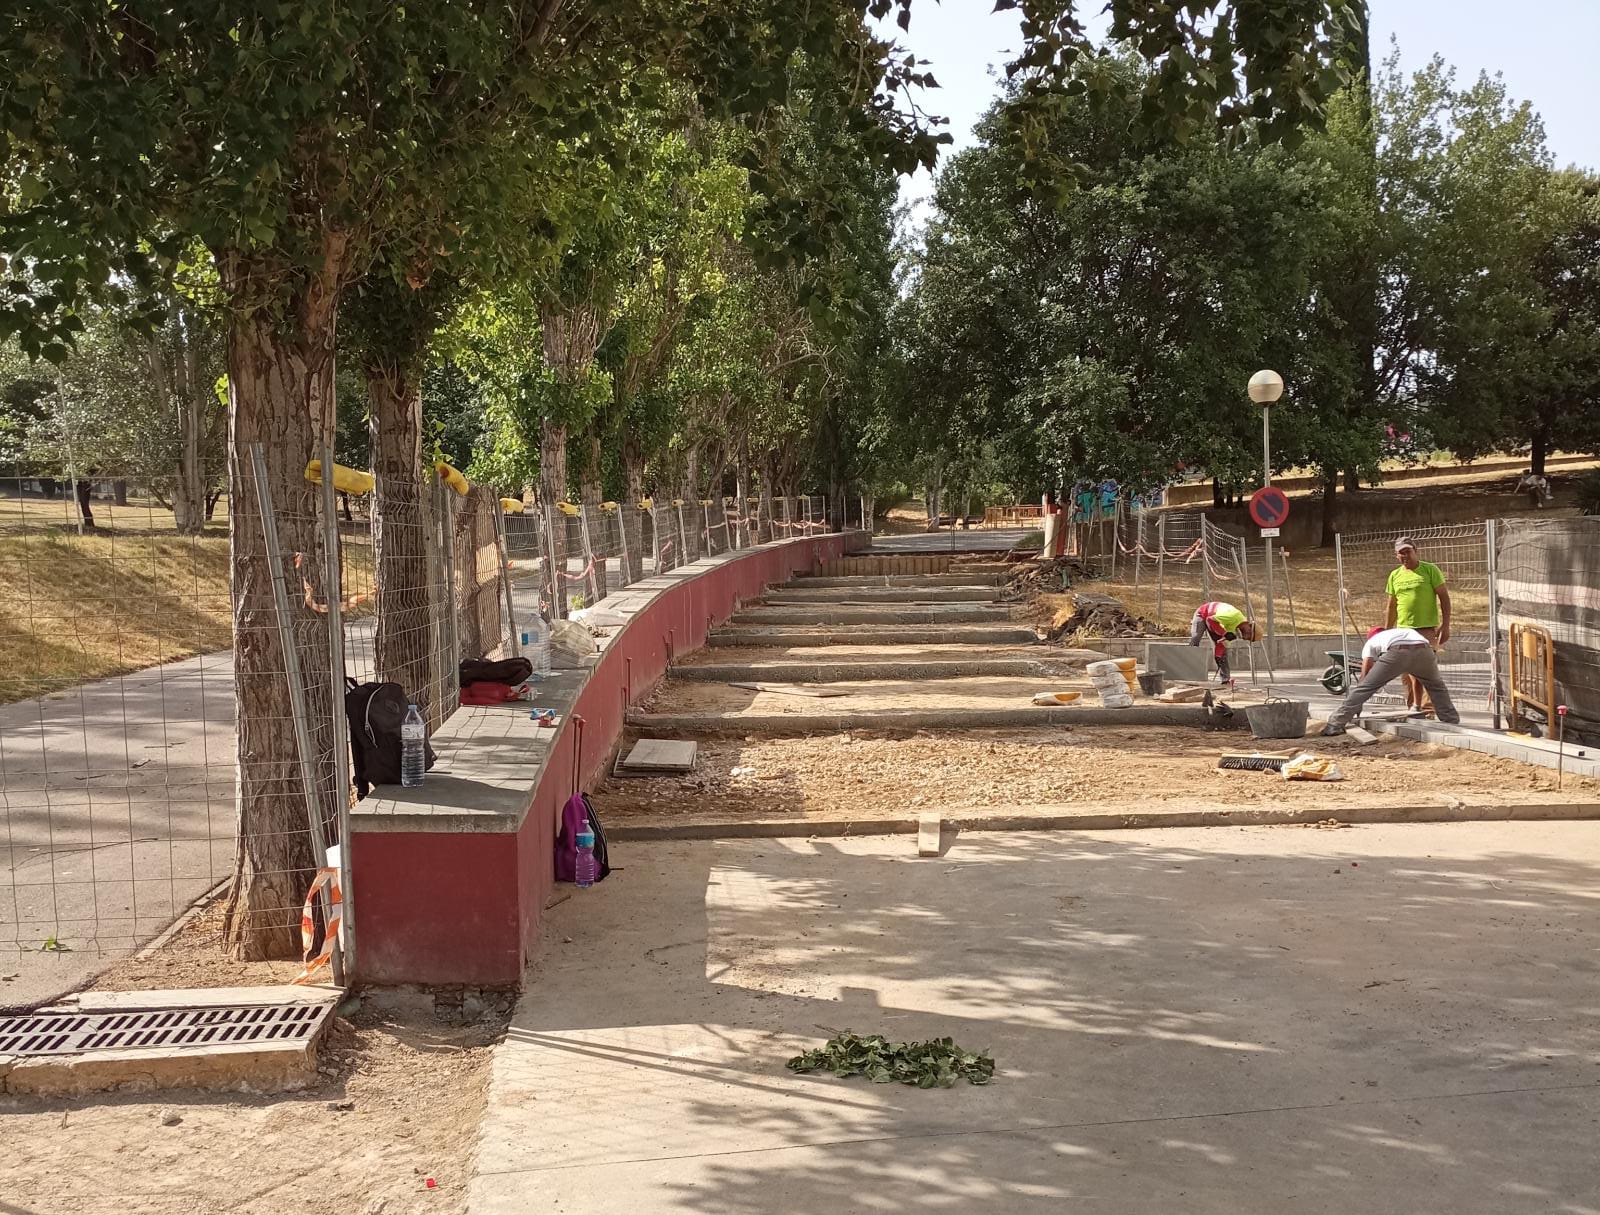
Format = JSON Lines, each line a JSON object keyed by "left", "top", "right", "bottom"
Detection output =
{"left": 1319, "top": 650, "right": 1361, "bottom": 696}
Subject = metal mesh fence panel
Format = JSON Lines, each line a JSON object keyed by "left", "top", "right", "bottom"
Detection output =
{"left": 1493, "top": 517, "right": 1600, "bottom": 739}
{"left": 0, "top": 474, "right": 240, "bottom": 966}
{"left": 1335, "top": 521, "right": 1491, "bottom": 711}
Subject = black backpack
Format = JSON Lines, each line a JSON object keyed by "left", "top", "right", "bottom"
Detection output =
{"left": 345, "top": 678, "right": 436, "bottom": 799}
{"left": 459, "top": 656, "right": 534, "bottom": 686}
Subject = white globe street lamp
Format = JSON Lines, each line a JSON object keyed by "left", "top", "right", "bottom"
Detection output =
{"left": 1249, "top": 368, "right": 1285, "bottom": 407}
{"left": 1249, "top": 370, "right": 1284, "bottom": 678}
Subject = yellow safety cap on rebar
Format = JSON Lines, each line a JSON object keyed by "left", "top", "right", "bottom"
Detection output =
{"left": 500, "top": 497, "right": 526, "bottom": 514}
{"left": 434, "top": 461, "right": 470, "bottom": 496}
{"left": 303, "top": 460, "right": 375, "bottom": 495}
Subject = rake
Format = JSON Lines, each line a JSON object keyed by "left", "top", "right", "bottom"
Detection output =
{"left": 1217, "top": 750, "right": 1299, "bottom": 773}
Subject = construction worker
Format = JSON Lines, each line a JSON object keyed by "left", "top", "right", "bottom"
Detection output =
{"left": 1385, "top": 536, "right": 1451, "bottom": 714}
{"left": 1188, "top": 601, "right": 1257, "bottom": 683}
{"left": 1323, "top": 627, "right": 1460, "bottom": 735}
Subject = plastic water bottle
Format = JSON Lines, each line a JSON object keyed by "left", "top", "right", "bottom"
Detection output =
{"left": 524, "top": 617, "right": 551, "bottom": 679}
{"left": 400, "top": 704, "right": 427, "bottom": 788}
{"left": 575, "top": 827, "right": 598, "bottom": 888}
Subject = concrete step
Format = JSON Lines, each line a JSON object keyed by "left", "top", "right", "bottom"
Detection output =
{"left": 707, "top": 626, "right": 1040, "bottom": 647}
{"left": 673, "top": 657, "right": 1087, "bottom": 682}
{"left": 761, "top": 587, "right": 1002, "bottom": 604}
{"left": 787, "top": 574, "right": 1004, "bottom": 589}
{"left": 626, "top": 704, "right": 1234, "bottom": 735}
{"left": 731, "top": 605, "right": 1012, "bottom": 626}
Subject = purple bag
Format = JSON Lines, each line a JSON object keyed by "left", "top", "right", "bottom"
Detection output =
{"left": 555, "top": 792, "right": 610, "bottom": 883}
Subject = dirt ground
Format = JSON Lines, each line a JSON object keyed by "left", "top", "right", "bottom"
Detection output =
{"left": 683, "top": 642, "right": 1065, "bottom": 666}
{"left": 642, "top": 671, "right": 1138, "bottom": 716}
{"left": 596, "top": 725, "right": 1600, "bottom": 827}
{"left": 0, "top": 903, "right": 506, "bottom": 1215}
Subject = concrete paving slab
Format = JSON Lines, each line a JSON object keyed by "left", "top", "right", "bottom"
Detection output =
{"left": 473, "top": 823, "right": 1600, "bottom": 1214}
{"left": 788, "top": 574, "right": 1004, "bottom": 589}
{"left": 732, "top": 605, "right": 1012, "bottom": 626}
{"left": 709, "top": 626, "right": 1040, "bottom": 647}
{"left": 1146, "top": 640, "right": 1210, "bottom": 681}
{"left": 626, "top": 704, "right": 1237, "bottom": 735}
{"left": 672, "top": 658, "right": 1090, "bottom": 683}
{"left": 761, "top": 587, "right": 1002, "bottom": 604}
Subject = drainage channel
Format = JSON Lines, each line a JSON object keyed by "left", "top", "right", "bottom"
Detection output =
{"left": 1, "top": 1000, "right": 330, "bottom": 1057}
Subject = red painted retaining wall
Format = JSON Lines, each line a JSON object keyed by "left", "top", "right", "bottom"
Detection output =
{"left": 354, "top": 533, "right": 853, "bottom": 987}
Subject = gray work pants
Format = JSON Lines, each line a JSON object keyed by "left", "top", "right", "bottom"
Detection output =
{"left": 1328, "top": 644, "right": 1460, "bottom": 729}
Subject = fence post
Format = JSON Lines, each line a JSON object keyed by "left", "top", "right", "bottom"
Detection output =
{"left": 614, "top": 503, "right": 632, "bottom": 586}
{"left": 1201, "top": 521, "right": 1213, "bottom": 602}
{"left": 318, "top": 444, "right": 352, "bottom": 983}
{"left": 437, "top": 480, "right": 460, "bottom": 716}
{"left": 248, "top": 444, "right": 334, "bottom": 935}
{"left": 493, "top": 501, "right": 521, "bottom": 656}
{"left": 1335, "top": 533, "right": 1350, "bottom": 690}
{"left": 578, "top": 504, "right": 602, "bottom": 604}
{"left": 1155, "top": 515, "right": 1166, "bottom": 625}
{"left": 1134, "top": 507, "right": 1144, "bottom": 587}
{"left": 1236, "top": 536, "right": 1269, "bottom": 683}
{"left": 541, "top": 498, "right": 563, "bottom": 620}
{"left": 1486, "top": 518, "right": 1502, "bottom": 729}
{"left": 1281, "top": 549, "right": 1298, "bottom": 640}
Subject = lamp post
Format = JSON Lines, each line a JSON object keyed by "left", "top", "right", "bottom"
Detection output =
{"left": 1248, "top": 369, "right": 1285, "bottom": 672}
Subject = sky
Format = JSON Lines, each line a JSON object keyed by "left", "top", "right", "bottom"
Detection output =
{"left": 881, "top": 0, "right": 1600, "bottom": 222}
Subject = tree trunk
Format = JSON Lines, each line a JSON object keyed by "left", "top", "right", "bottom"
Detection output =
{"left": 539, "top": 421, "right": 568, "bottom": 620}
{"left": 757, "top": 459, "right": 776, "bottom": 543}
{"left": 578, "top": 430, "right": 606, "bottom": 603}
{"left": 1320, "top": 468, "right": 1338, "bottom": 548}
{"left": 113, "top": 479, "right": 129, "bottom": 506}
{"left": 173, "top": 345, "right": 209, "bottom": 536}
{"left": 925, "top": 461, "right": 943, "bottom": 531}
{"left": 368, "top": 359, "right": 437, "bottom": 723}
{"left": 221, "top": 256, "right": 342, "bottom": 961}
{"left": 1531, "top": 428, "right": 1548, "bottom": 476}
{"left": 1344, "top": 467, "right": 1361, "bottom": 493}
{"left": 734, "top": 454, "right": 752, "bottom": 549}
{"left": 681, "top": 447, "right": 702, "bottom": 563}
{"left": 622, "top": 437, "right": 647, "bottom": 582}
{"left": 1212, "top": 478, "right": 1224, "bottom": 509}
{"left": 76, "top": 478, "right": 95, "bottom": 529}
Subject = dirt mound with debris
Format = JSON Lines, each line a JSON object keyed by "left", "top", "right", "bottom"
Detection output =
{"left": 1005, "top": 556, "right": 1093, "bottom": 597}
{"left": 1048, "top": 591, "right": 1161, "bottom": 640}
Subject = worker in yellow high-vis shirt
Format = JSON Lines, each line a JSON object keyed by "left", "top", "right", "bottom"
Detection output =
{"left": 1188, "top": 601, "right": 1257, "bottom": 684}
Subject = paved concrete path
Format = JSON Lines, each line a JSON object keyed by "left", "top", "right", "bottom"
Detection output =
{"left": 0, "top": 649, "right": 240, "bottom": 1007}
{"left": 869, "top": 529, "right": 1030, "bottom": 552}
{"left": 473, "top": 822, "right": 1600, "bottom": 1213}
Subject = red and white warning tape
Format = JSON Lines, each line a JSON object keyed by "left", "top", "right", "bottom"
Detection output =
{"left": 293, "top": 863, "right": 343, "bottom": 984}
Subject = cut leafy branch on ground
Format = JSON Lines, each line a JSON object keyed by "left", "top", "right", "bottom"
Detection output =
{"left": 788, "top": 1032, "right": 995, "bottom": 1088}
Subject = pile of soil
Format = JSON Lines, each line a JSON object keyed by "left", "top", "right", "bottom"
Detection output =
{"left": 1048, "top": 591, "right": 1159, "bottom": 639}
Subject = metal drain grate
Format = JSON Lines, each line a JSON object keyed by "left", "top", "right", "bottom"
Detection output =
{"left": 0, "top": 1001, "right": 328, "bottom": 1057}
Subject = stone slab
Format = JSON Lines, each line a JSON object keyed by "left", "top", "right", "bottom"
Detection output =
{"left": 622, "top": 739, "right": 699, "bottom": 773}
{"left": 1145, "top": 640, "right": 1210, "bottom": 681}
{"left": 625, "top": 704, "right": 1239, "bottom": 736}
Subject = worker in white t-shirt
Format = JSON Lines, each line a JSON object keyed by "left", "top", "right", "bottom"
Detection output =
{"left": 1322, "top": 627, "right": 1461, "bottom": 735}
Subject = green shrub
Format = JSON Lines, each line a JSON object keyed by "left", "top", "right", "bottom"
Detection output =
{"left": 1577, "top": 471, "right": 1600, "bottom": 516}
